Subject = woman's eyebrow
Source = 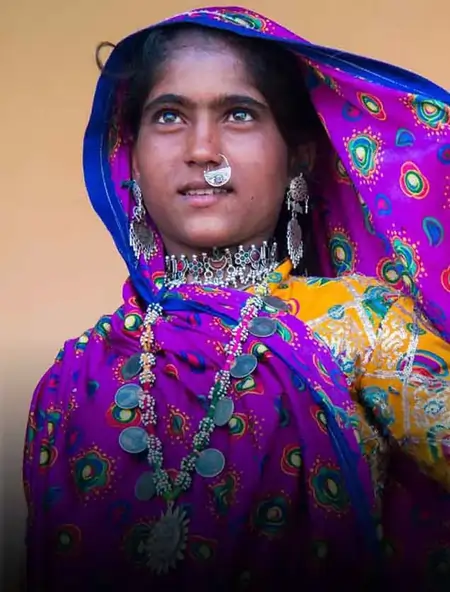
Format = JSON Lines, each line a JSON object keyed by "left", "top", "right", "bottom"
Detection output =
{"left": 143, "top": 93, "right": 268, "bottom": 113}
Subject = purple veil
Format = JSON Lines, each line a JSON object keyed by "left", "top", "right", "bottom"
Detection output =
{"left": 24, "top": 6, "right": 450, "bottom": 591}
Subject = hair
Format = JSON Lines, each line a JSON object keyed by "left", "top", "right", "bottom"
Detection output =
{"left": 96, "top": 24, "right": 324, "bottom": 275}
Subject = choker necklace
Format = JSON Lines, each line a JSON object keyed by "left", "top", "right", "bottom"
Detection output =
{"left": 164, "top": 240, "right": 278, "bottom": 288}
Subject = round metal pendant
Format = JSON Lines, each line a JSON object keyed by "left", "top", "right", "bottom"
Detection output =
{"left": 213, "top": 397, "right": 235, "bottom": 427}
{"left": 134, "top": 471, "right": 156, "bottom": 501}
{"left": 118, "top": 426, "right": 148, "bottom": 454}
{"left": 145, "top": 504, "right": 189, "bottom": 574}
{"left": 230, "top": 353, "right": 258, "bottom": 379}
{"left": 114, "top": 383, "right": 142, "bottom": 409}
{"left": 195, "top": 448, "right": 225, "bottom": 478}
{"left": 248, "top": 317, "right": 278, "bottom": 338}
{"left": 262, "top": 296, "right": 289, "bottom": 312}
{"left": 121, "top": 353, "right": 143, "bottom": 380}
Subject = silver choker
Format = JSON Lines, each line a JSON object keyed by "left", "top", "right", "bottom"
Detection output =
{"left": 164, "top": 241, "right": 278, "bottom": 288}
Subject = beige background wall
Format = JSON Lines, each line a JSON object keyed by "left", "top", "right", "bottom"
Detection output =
{"left": 2, "top": 0, "right": 450, "bottom": 587}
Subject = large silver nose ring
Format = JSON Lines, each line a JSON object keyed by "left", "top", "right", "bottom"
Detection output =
{"left": 203, "top": 154, "right": 231, "bottom": 188}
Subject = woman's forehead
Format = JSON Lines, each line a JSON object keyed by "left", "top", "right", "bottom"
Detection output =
{"left": 147, "top": 24, "right": 282, "bottom": 81}
{"left": 149, "top": 46, "right": 256, "bottom": 97}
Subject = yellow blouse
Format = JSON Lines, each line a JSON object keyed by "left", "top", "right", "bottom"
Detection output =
{"left": 268, "top": 261, "right": 450, "bottom": 491}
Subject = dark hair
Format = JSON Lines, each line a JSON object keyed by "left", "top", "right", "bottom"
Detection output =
{"left": 97, "top": 24, "right": 323, "bottom": 275}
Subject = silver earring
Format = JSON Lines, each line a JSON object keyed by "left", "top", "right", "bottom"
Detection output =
{"left": 286, "top": 173, "right": 309, "bottom": 268}
{"left": 127, "top": 180, "right": 155, "bottom": 261}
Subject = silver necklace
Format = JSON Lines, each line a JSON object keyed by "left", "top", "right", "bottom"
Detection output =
{"left": 115, "top": 273, "right": 290, "bottom": 574}
{"left": 164, "top": 240, "right": 278, "bottom": 288}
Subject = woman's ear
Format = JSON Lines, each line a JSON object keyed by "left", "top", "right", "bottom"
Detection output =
{"left": 289, "top": 142, "right": 317, "bottom": 177}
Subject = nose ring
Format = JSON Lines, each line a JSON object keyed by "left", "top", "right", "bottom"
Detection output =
{"left": 203, "top": 154, "right": 232, "bottom": 188}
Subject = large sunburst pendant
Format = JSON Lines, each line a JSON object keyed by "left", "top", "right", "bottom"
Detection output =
{"left": 144, "top": 502, "right": 190, "bottom": 575}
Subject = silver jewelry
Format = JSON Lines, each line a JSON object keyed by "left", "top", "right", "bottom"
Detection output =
{"left": 286, "top": 173, "right": 309, "bottom": 268}
{"left": 128, "top": 180, "right": 156, "bottom": 261}
{"left": 164, "top": 241, "right": 278, "bottom": 288}
{"left": 203, "top": 154, "right": 231, "bottom": 188}
{"left": 133, "top": 281, "right": 270, "bottom": 574}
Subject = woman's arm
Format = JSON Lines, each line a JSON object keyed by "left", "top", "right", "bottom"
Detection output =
{"left": 359, "top": 296, "right": 450, "bottom": 490}
{"left": 23, "top": 344, "right": 74, "bottom": 591}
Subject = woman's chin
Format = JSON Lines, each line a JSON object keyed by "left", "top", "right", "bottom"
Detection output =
{"left": 176, "top": 227, "right": 243, "bottom": 252}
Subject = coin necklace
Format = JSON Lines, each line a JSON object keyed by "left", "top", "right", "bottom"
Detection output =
{"left": 116, "top": 280, "right": 289, "bottom": 574}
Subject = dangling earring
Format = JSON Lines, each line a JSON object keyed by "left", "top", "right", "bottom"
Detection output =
{"left": 123, "top": 179, "right": 155, "bottom": 261}
{"left": 286, "top": 173, "right": 309, "bottom": 268}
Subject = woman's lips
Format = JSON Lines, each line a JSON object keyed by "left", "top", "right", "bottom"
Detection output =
{"left": 179, "top": 187, "right": 232, "bottom": 207}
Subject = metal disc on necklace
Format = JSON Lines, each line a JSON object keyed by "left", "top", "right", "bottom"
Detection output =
{"left": 114, "top": 383, "right": 142, "bottom": 409}
{"left": 118, "top": 426, "right": 148, "bottom": 454}
{"left": 121, "top": 353, "right": 143, "bottom": 380}
{"left": 213, "top": 397, "right": 235, "bottom": 427}
{"left": 248, "top": 317, "right": 278, "bottom": 338}
{"left": 195, "top": 448, "right": 225, "bottom": 478}
{"left": 263, "top": 295, "right": 289, "bottom": 312}
{"left": 230, "top": 353, "right": 258, "bottom": 379}
{"left": 134, "top": 471, "right": 156, "bottom": 501}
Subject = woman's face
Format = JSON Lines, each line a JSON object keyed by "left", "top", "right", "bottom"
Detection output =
{"left": 132, "top": 34, "right": 290, "bottom": 256}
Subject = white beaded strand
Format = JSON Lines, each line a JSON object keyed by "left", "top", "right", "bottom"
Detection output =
{"left": 137, "top": 288, "right": 269, "bottom": 500}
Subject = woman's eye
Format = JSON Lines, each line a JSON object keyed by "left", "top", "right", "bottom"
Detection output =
{"left": 156, "top": 110, "right": 182, "bottom": 124}
{"left": 228, "top": 109, "right": 254, "bottom": 123}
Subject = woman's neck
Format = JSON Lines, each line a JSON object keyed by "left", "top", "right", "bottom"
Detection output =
{"left": 162, "top": 232, "right": 275, "bottom": 259}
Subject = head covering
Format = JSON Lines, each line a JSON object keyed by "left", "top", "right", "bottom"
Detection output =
{"left": 84, "top": 5, "right": 450, "bottom": 339}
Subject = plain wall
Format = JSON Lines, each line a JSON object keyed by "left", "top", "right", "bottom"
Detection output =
{"left": 2, "top": 0, "right": 450, "bottom": 587}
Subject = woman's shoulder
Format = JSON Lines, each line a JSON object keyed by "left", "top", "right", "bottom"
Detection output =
{"left": 27, "top": 305, "right": 124, "bottom": 421}
{"left": 279, "top": 273, "right": 403, "bottom": 324}
{"left": 292, "top": 272, "right": 399, "bottom": 293}
{"left": 42, "top": 306, "right": 123, "bottom": 381}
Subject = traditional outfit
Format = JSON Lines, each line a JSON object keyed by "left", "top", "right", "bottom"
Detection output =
{"left": 24, "top": 6, "right": 450, "bottom": 591}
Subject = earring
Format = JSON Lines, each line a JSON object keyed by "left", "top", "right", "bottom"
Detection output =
{"left": 286, "top": 173, "right": 309, "bottom": 268}
{"left": 124, "top": 180, "right": 155, "bottom": 261}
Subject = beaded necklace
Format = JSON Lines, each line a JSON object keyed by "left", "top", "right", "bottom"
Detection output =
{"left": 115, "top": 247, "right": 289, "bottom": 575}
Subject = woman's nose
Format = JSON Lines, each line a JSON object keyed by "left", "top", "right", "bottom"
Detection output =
{"left": 184, "top": 118, "right": 222, "bottom": 168}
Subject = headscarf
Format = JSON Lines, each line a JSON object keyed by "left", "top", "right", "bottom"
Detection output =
{"left": 25, "top": 7, "right": 450, "bottom": 590}
{"left": 84, "top": 5, "right": 450, "bottom": 339}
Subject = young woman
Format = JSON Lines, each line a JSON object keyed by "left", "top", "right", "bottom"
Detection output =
{"left": 24, "top": 6, "right": 450, "bottom": 591}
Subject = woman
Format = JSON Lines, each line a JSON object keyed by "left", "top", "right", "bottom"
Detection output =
{"left": 24, "top": 6, "right": 450, "bottom": 591}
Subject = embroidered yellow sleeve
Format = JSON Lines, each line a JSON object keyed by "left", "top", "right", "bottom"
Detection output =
{"left": 360, "top": 296, "right": 450, "bottom": 490}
